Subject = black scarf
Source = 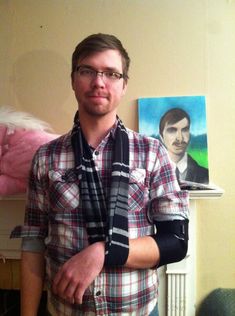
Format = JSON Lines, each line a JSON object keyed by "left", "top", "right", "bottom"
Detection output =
{"left": 71, "top": 112, "right": 129, "bottom": 266}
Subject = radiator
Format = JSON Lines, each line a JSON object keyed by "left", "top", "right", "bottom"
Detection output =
{"left": 167, "top": 272, "right": 187, "bottom": 316}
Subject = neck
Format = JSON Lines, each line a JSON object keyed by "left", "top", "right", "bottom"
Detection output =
{"left": 78, "top": 111, "right": 117, "bottom": 148}
{"left": 169, "top": 152, "right": 185, "bottom": 164}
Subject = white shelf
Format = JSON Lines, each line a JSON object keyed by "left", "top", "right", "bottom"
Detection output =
{"left": 188, "top": 185, "right": 224, "bottom": 199}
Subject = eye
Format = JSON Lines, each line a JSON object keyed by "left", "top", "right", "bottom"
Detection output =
{"left": 104, "top": 71, "right": 122, "bottom": 80}
{"left": 166, "top": 127, "right": 177, "bottom": 134}
{"left": 79, "top": 68, "right": 94, "bottom": 76}
{"left": 182, "top": 127, "right": 190, "bottom": 133}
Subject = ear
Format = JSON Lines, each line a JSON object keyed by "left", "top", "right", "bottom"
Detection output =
{"left": 121, "top": 81, "right": 128, "bottom": 96}
{"left": 71, "top": 75, "right": 75, "bottom": 91}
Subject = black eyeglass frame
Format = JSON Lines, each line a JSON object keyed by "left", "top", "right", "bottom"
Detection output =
{"left": 75, "top": 65, "right": 128, "bottom": 81}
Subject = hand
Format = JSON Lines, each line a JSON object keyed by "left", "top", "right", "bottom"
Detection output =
{"left": 52, "top": 241, "right": 105, "bottom": 304}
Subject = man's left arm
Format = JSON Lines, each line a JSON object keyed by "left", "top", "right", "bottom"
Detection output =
{"left": 125, "top": 236, "right": 160, "bottom": 269}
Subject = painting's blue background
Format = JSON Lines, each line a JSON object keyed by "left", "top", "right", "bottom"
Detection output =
{"left": 138, "top": 96, "right": 209, "bottom": 168}
{"left": 138, "top": 95, "right": 207, "bottom": 136}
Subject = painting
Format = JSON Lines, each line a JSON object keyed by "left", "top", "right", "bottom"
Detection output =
{"left": 138, "top": 96, "right": 209, "bottom": 184}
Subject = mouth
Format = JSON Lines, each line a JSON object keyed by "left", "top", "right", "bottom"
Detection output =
{"left": 89, "top": 95, "right": 107, "bottom": 98}
{"left": 173, "top": 143, "right": 187, "bottom": 150}
{"left": 87, "top": 90, "right": 108, "bottom": 96}
{"left": 86, "top": 92, "right": 109, "bottom": 101}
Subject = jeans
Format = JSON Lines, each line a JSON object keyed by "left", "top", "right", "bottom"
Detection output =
{"left": 47, "top": 304, "right": 159, "bottom": 316}
{"left": 149, "top": 303, "right": 159, "bottom": 316}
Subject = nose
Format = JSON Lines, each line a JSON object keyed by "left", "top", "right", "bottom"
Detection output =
{"left": 90, "top": 73, "right": 105, "bottom": 88}
{"left": 176, "top": 130, "right": 183, "bottom": 142}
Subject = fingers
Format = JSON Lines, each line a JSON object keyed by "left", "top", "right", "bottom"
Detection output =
{"left": 52, "top": 243, "right": 105, "bottom": 305}
{"left": 52, "top": 268, "right": 65, "bottom": 295}
{"left": 56, "top": 283, "right": 84, "bottom": 305}
{"left": 64, "top": 281, "right": 78, "bottom": 304}
{"left": 74, "top": 286, "right": 85, "bottom": 305}
{"left": 53, "top": 268, "right": 85, "bottom": 304}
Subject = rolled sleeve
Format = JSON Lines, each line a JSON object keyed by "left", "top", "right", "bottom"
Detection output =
{"left": 149, "top": 142, "right": 189, "bottom": 221}
{"left": 10, "top": 224, "right": 47, "bottom": 239}
{"left": 10, "top": 147, "right": 49, "bottom": 242}
{"left": 150, "top": 191, "right": 189, "bottom": 221}
{"left": 21, "top": 238, "right": 45, "bottom": 253}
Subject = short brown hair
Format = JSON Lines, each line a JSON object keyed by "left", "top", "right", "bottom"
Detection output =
{"left": 71, "top": 33, "right": 130, "bottom": 82}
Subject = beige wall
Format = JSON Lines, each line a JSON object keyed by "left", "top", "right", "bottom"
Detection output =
{"left": 1, "top": 0, "right": 234, "bottom": 309}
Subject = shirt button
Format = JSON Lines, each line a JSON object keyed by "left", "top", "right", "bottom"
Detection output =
{"left": 94, "top": 150, "right": 99, "bottom": 156}
{"left": 96, "top": 290, "right": 101, "bottom": 296}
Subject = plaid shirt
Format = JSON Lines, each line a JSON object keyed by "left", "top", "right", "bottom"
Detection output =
{"left": 11, "top": 123, "right": 189, "bottom": 316}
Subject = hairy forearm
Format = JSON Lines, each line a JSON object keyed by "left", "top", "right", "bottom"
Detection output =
{"left": 125, "top": 236, "right": 160, "bottom": 269}
{"left": 21, "top": 251, "right": 45, "bottom": 316}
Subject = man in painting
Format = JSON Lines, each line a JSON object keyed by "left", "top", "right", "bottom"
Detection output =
{"left": 159, "top": 107, "right": 209, "bottom": 184}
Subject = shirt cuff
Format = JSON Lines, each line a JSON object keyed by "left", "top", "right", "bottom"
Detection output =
{"left": 21, "top": 238, "right": 45, "bottom": 253}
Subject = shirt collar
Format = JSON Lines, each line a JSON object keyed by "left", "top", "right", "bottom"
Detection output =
{"left": 77, "top": 117, "right": 119, "bottom": 151}
{"left": 176, "top": 152, "right": 188, "bottom": 173}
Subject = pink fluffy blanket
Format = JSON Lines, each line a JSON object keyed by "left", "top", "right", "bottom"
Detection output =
{"left": 0, "top": 107, "right": 59, "bottom": 196}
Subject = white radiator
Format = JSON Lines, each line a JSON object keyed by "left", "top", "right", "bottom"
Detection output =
{"left": 167, "top": 272, "right": 187, "bottom": 316}
{"left": 158, "top": 200, "right": 210, "bottom": 316}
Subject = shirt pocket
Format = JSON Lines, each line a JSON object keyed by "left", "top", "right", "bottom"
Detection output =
{"left": 48, "top": 169, "right": 80, "bottom": 212}
{"left": 128, "top": 168, "right": 148, "bottom": 212}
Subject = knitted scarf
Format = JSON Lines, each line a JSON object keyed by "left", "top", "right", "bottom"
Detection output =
{"left": 71, "top": 112, "right": 129, "bottom": 266}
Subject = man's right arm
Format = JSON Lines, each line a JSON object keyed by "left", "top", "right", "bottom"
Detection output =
{"left": 21, "top": 251, "right": 45, "bottom": 316}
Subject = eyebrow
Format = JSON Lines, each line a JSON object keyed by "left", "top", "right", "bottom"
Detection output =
{"left": 166, "top": 127, "right": 177, "bottom": 131}
{"left": 165, "top": 126, "right": 190, "bottom": 133}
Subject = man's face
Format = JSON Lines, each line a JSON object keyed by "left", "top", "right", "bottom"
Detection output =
{"left": 161, "top": 118, "right": 190, "bottom": 158}
{"left": 71, "top": 49, "right": 127, "bottom": 118}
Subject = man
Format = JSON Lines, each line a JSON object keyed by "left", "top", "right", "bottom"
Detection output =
{"left": 11, "top": 34, "right": 189, "bottom": 316}
{"left": 159, "top": 107, "right": 209, "bottom": 184}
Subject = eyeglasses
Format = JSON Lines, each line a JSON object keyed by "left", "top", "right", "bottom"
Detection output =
{"left": 75, "top": 66, "right": 125, "bottom": 82}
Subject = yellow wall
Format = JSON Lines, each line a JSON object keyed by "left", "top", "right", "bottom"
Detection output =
{"left": 1, "top": 0, "right": 234, "bottom": 309}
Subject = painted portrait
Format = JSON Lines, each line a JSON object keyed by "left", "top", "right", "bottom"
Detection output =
{"left": 138, "top": 96, "right": 209, "bottom": 184}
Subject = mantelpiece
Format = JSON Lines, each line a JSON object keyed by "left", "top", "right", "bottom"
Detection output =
{"left": 0, "top": 195, "right": 25, "bottom": 200}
